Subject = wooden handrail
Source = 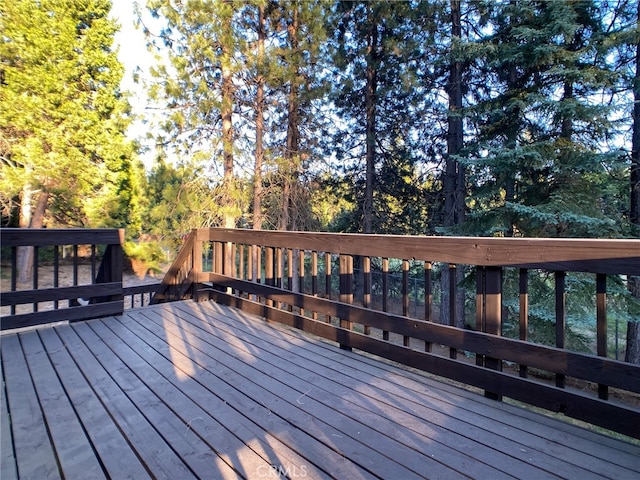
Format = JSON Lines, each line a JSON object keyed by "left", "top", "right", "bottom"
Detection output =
{"left": 152, "top": 230, "right": 200, "bottom": 304}
{"left": 164, "top": 228, "right": 640, "bottom": 439}
{"left": 205, "top": 228, "right": 640, "bottom": 275}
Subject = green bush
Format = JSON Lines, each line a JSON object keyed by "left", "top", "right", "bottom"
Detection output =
{"left": 123, "top": 241, "right": 166, "bottom": 277}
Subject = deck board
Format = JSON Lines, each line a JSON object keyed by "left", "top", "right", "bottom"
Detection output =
{"left": 1, "top": 300, "right": 639, "bottom": 479}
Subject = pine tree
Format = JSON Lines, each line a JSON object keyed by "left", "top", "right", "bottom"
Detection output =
{"left": 146, "top": 0, "right": 244, "bottom": 228}
{"left": 330, "top": 0, "right": 431, "bottom": 235}
{"left": 265, "top": 0, "right": 329, "bottom": 232}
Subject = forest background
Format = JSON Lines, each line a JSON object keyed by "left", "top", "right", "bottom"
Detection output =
{"left": 1, "top": 0, "right": 640, "bottom": 362}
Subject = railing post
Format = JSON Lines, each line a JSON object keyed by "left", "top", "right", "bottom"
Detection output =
{"left": 477, "top": 266, "right": 503, "bottom": 400}
{"left": 449, "top": 263, "right": 457, "bottom": 359}
{"left": 596, "top": 274, "right": 608, "bottom": 400}
{"left": 339, "top": 254, "right": 353, "bottom": 350}
{"left": 555, "top": 271, "right": 566, "bottom": 389}
{"left": 363, "top": 256, "right": 371, "bottom": 335}
{"left": 324, "top": 252, "right": 332, "bottom": 323}
{"left": 193, "top": 230, "right": 202, "bottom": 301}
{"left": 519, "top": 269, "right": 529, "bottom": 378}
{"left": 402, "top": 260, "right": 410, "bottom": 347}
{"left": 382, "top": 258, "right": 389, "bottom": 340}
{"left": 311, "top": 251, "right": 318, "bottom": 320}
{"left": 424, "top": 261, "right": 432, "bottom": 352}
{"left": 265, "top": 247, "right": 274, "bottom": 308}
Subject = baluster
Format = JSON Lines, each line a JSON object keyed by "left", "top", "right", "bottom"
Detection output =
{"left": 424, "top": 261, "right": 432, "bottom": 352}
{"left": 363, "top": 256, "right": 371, "bottom": 335}
{"left": 214, "top": 241, "right": 223, "bottom": 275}
{"left": 193, "top": 235, "right": 202, "bottom": 300}
{"left": 230, "top": 242, "right": 237, "bottom": 295}
{"left": 596, "top": 273, "right": 608, "bottom": 400}
{"left": 71, "top": 244, "right": 79, "bottom": 307}
{"left": 54, "top": 245, "right": 59, "bottom": 310}
{"left": 555, "top": 271, "right": 566, "bottom": 389}
{"left": 10, "top": 246, "right": 17, "bottom": 315}
{"left": 91, "top": 244, "right": 97, "bottom": 283}
{"left": 449, "top": 264, "right": 457, "bottom": 359}
{"left": 311, "top": 251, "right": 318, "bottom": 320}
{"left": 519, "top": 269, "right": 529, "bottom": 378}
{"left": 339, "top": 254, "right": 353, "bottom": 350}
{"left": 324, "top": 252, "right": 331, "bottom": 323}
{"left": 238, "top": 244, "right": 245, "bottom": 297}
{"left": 252, "top": 245, "right": 261, "bottom": 302}
{"left": 223, "top": 240, "right": 233, "bottom": 296}
{"left": 33, "top": 245, "right": 39, "bottom": 312}
{"left": 287, "top": 248, "right": 293, "bottom": 311}
{"left": 298, "top": 250, "right": 305, "bottom": 316}
{"left": 265, "top": 247, "right": 274, "bottom": 308}
{"left": 402, "top": 260, "right": 410, "bottom": 347}
{"left": 475, "top": 267, "right": 484, "bottom": 367}
{"left": 382, "top": 258, "right": 389, "bottom": 340}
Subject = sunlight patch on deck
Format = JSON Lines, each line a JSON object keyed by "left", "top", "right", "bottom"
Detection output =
{"left": 162, "top": 316, "right": 197, "bottom": 380}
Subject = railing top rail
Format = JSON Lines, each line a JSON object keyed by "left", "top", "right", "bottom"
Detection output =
{"left": 204, "top": 228, "right": 640, "bottom": 275}
{"left": 1, "top": 228, "right": 124, "bottom": 247}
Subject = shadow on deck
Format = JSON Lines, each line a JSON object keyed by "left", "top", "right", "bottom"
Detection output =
{"left": 2, "top": 300, "right": 639, "bottom": 480}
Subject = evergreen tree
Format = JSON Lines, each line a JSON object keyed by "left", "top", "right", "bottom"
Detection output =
{"left": 330, "top": 0, "right": 432, "bottom": 235}
{"left": 629, "top": 0, "right": 640, "bottom": 363}
{"left": 605, "top": 0, "right": 640, "bottom": 363}
{"left": 0, "top": 0, "right": 137, "bottom": 279}
{"left": 145, "top": 156, "right": 220, "bottom": 249}
{"left": 265, "top": 0, "right": 330, "bottom": 232}
{"left": 146, "top": 0, "right": 244, "bottom": 228}
{"left": 464, "top": 0, "right": 623, "bottom": 238}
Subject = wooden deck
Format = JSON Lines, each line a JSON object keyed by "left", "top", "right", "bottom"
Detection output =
{"left": 2, "top": 301, "right": 639, "bottom": 480}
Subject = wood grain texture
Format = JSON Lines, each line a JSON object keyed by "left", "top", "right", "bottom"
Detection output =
{"left": 1, "top": 228, "right": 123, "bottom": 247}
{"left": 206, "top": 272, "right": 640, "bottom": 394}
{"left": 209, "top": 288, "right": 640, "bottom": 439}
{"left": 3, "top": 300, "right": 638, "bottom": 479}
{"left": 204, "top": 228, "right": 640, "bottom": 274}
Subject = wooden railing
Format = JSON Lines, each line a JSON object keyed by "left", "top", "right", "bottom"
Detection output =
{"left": 157, "top": 228, "right": 640, "bottom": 439}
{"left": 123, "top": 283, "right": 161, "bottom": 309}
{"left": 152, "top": 232, "right": 201, "bottom": 304}
{"left": 1, "top": 228, "right": 128, "bottom": 330}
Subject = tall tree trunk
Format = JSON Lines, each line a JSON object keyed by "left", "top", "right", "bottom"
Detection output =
{"left": 285, "top": 3, "right": 302, "bottom": 291}
{"left": 252, "top": 4, "right": 266, "bottom": 285}
{"left": 17, "top": 187, "right": 49, "bottom": 282}
{"left": 363, "top": 5, "right": 378, "bottom": 235}
{"left": 253, "top": 4, "right": 265, "bottom": 233}
{"left": 504, "top": 53, "right": 520, "bottom": 237}
{"left": 222, "top": 62, "right": 234, "bottom": 229}
{"left": 281, "top": 3, "right": 301, "bottom": 233}
{"left": 627, "top": 3, "right": 640, "bottom": 364}
{"left": 561, "top": 82, "right": 574, "bottom": 141}
{"left": 442, "top": 0, "right": 465, "bottom": 327}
